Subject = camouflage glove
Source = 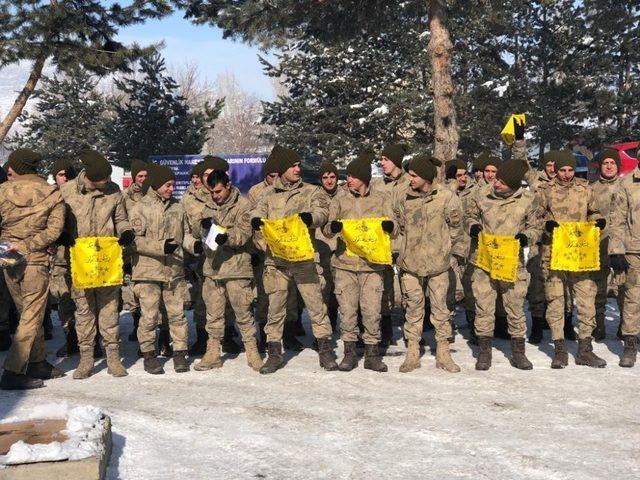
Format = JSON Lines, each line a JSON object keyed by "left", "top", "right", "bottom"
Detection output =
{"left": 215, "top": 233, "right": 228, "bottom": 245}
{"left": 545, "top": 220, "right": 559, "bottom": 233}
{"left": 118, "top": 230, "right": 135, "bottom": 247}
{"left": 164, "top": 239, "right": 179, "bottom": 254}
{"left": 515, "top": 233, "right": 528, "bottom": 248}
{"left": 609, "top": 254, "right": 628, "bottom": 273}
{"left": 251, "top": 217, "right": 263, "bottom": 231}
{"left": 381, "top": 220, "right": 394, "bottom": 233}
{"left": 514, "top": 118, "right": 525, "bottom": 141}
{"left": 299, "top": 212, "right": 313, "bottom": 227}
{"left": 201, "top": 218, "right": 213, "bottom": 230}
{"left": 193, "top": 241, "right": 203, "bottom": 255}
{"left": 469, "top": 224, "right": 482, "bottom": 238}
{"left": 330, "top": 220, "right": 343, "bottom": 233}
{"left": 595, "top": 218, "right": 606, "bottom": 230}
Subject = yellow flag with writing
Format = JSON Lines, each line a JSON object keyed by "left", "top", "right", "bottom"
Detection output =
{"left": 551, "top": 222, "right": 600, "bottom": 272}
{"left": 501, "top": 113, "right": 527, "bottom": 145}
{"left": 476, "top": 232, "right": 520, "bottom": 283}
{"left": 261, "top": 215, "right": 315, "bottom": 262}
{"left": 341, "top": 217, "right": 392, "bottom": 266}
{"left": 70, "top": 237, "right": 124, "bottom": 289}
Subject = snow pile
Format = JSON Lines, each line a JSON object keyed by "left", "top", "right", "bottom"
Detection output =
{"left": 0, "top": 403, "right": 107, "bottom": 466}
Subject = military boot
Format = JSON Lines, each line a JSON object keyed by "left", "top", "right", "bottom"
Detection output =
{"left": 619, "top": 336, "right": 637, "bottom": 368}
{"left": 73, "top": 348, "right": 95, "bottom": 379}
{"left": 195, "top": 339, "right": 223, "bottom": 371}
{"left": 564, "top": 312, "right": 576, "bottom": 341}
{"left": 364, "top": 344, "right": 387, "bottom": 372}
{"left": 475, "top": 336, "right": 492, "bottom": 370}
{"left": 465, "top": 310, "right": 477, "bottom": 345}
{"left": 106, "top": 346, "right": 128, "bottom": 377}
{"left": 57, "top": 322, "right": 79, "bottom": 358}
{"left": 128, "top": 310, "right": 140, "bottom": 341}
{"left": 0, "top": 330, "right": 12, "bottom": 351}
{"left": 399, "top": 339, "right": 421, "bottom": 373}
{"left": 244, "top": 340, "right": 262, "bottom": 372}
{"left": 143, "top": 351, "right": 164, "bottom": 375}
{"left": 260, "top": 341, "right": 284, "bottom": 374}
{"left": 338, "top": 341, "right": 358, "bottom": 371}
{"left": 317, "top": 337, "right": 338, "bottom": 371}
{"left": 509, "top": 337, "right": 533, "bottom": 370}
{"left": 257, "top": 323, "right": 267, "bottom": 353}
{"left": 26, "top": 361, "right": 65, "bottom": 379}
{"left": 494, "top": 316, "right": 510, "bottom": 340}
{"left": 575, "top": 338, "right": 606, "bottom": 368}
{"left": 189, "top": 327, "right": 209, "bottom": 357}
{"left": 528, "top": 316, "right": 544, "bottom": 344}
{"left": 283, "top": 322, "right": 304, "bottom": 351}
{"left": 380, "top": 314, "right": 395, "bottom": 347}
{"left": 592, "top": 312, "right": 606, "bottom": 341}
{"left": 158, "top": 329, "right": 173, "bottom": 357}
{"left": 222, "top": 325, "right": 242, "bottom": 354}
{"left": 0, "top": 371, "right": 43, "bottom": 390}
{"left": 436, "top": 341, "right": 460, "bottom": 373}
{"left": 551, "top": 339, "right": 569, "bottom": 369}
{"left": 172, "top": 350, "right": 190, "bottom": 373}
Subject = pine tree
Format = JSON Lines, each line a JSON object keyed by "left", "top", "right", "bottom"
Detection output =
{"left": 106, "top": 52, "right": 223, "bottom": 167}
{"left": 0, "top": 1, "right": 172, "bottom": 142}
{"left": 7, "top": 67, "right": 109, "bottom": 171}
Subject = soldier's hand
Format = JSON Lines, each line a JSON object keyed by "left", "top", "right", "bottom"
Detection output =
{"left": 118, "top": 230, "right": 135, "bottom": 247}
{"left": 381, "top": 220, "right": 394, "bottom": 233}
{"left": 514, "top": 118, "right": 525, "bottom": 141}
{"left": 610, "top": 254, "right": 628, "bottom": 273}
{"left": 215, "top": 233, "right": 228, "bottom": 245}
{"left": 454, "top": 254, "right": 466, "bottom": 267}
{"left": 201, "top": 218, "right": 213, "bottom": 230}
{"left": 515, "top": 233, "right": 528, "bottom": 248}
{"left": 251, "top": 253, "right": 260, "bottom": 267}
{"left": 595, "top": 218, "right": 606, "bottom": 230}
{"left": 193, "top": 240, "right": 203, "bottom": 255}
{"left": 299, "top": 212, "right": 313, "bottom": 227}
{"left": 164, "top": 239, "right": 179, "bottom": 254}
{"left": 470, "top": 224, "right": 482, "bottom": 238}
{"left": 251, "top": 217, "right": 263, "bottom": 231}
{"left": 56, "top": 231, "right": 75, "bottom": 247}
{"left": 330, "top": 220, "right": 343, "bottom": 233}
{"left": 545, "top": 220, "right": 559, "bottom": 233}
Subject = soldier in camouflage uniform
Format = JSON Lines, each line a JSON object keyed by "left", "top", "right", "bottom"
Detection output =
{"left": 323, "top": 152, "right": 396, "bottom": 372}
{"left": 537, "top": 150, "right": 606, "bottom": 368}
{"left": 0, "top": 149, "right": 65, "bottom": 390}
{"left": 466, "top": 159, "right": 539, "bottom": 370}
{"left": 251, "top": 145, "right": 338, "bottom": 374}
{"left": 393, "top": 155, "right": 464, "bottom": 373}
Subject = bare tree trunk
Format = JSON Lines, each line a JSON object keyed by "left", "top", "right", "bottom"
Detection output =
{"left": 427, "top": 0, "right": 458, "bottom": 169}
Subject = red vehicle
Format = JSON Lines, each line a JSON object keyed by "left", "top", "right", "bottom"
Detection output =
{"left": 588, "top": 141, "right": 639, "bottom": 180}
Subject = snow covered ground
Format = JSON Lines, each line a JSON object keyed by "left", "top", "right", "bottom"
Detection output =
{"left": 1, "top": 301, "right": 639, "bottom": 480}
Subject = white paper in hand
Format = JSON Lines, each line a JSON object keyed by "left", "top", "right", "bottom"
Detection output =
{"left": 204, "top": 224, "right": 227, "bottom": 252}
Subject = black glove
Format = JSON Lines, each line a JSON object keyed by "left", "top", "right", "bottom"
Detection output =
{"left": 299, "top": 212, "right": 313, "bottom": 227}
{"left": 215, "top": 233, "right": 228, "bottom": 245}
{"left": 545, "top": 220, "right": 559, "bottom": 233}
{"left": 609, "top": 254, "right": 628, "bottom": 273}
{"left": 251, "top": 217, "right": 263, "bottom": 231}
{"left": 595, "top": 218, "right": 606, "bottom": 230}
{"left": 381, "top": 220, "right": 394, "bottom": 233}
{"left": 470, "top": 224, "right": 482, "bottom": 239}
{"left": 454, "top": 255, "right": 466, "bottom": 267}
{"left": 515, "top": 233, "right": 528, "bottom": 248}
{"left": 201, "top": 218, "right": 213, "bottom": 230}
{"left": 251, "top": 254, "right": 260, "bottom": 267}
{"left": 193, "top": 241, "right": 203, "bottom": 255}
{"left": 56, "top": 231, "right": 75, "bottom": 247}
{"left": 330, "top": 220, "right": 343, "bottom": 234}
{"left": 118, "top": 230, "right": 135, "bottom": 247}
{"left": 164, "top": 239, "right": 179, "bottom": 254}
{"left": 514, "top": 117, "right": 525, "bottom": 141}
{"left": 123, "top": 263, "right": 132, "bottom": 276}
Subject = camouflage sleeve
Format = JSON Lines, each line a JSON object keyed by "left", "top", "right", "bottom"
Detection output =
{"left": 21, "top": 193, "right": 65, "bottom": 254}
{"left": 113, "top": 193, "right": 132, "bottom": 236}
{"left": 227, "top": 201, "right": 253, "bottom": 249}
{"left": 608, "top": 187, "right": 628, "bottom": 255}
{"left": 446, "top": 193, "right": 466, "bottom": 257}
{"left": 522, "top": 195, "right": 542, "bottom": 247}
{"left": 512, "top": 139, "right": 539, "bottom": 188}
{"left": 181, "top": 209, "right": 198, "bottom": 255}
{"left": 309, "top": 187, "right": 329, "bottom": 228}
{"left": 322, "top": 195, "right": 341, "bottom": 238}
{"left": 382, "top": 197, "right": 399, "bottom": 239}
{"left": 464, "top": 189, "right": 481, "bottom": 235}
{"left": 130, "top": 205, "right": 164, "bottom": 257}
{"left": 391, "top": 190, "right": 406, "bottom": 239}
{"left": 586, "top": 185, "right": 603, "bottom": 222}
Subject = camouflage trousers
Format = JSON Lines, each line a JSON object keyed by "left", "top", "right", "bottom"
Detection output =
{"left": 73, "top": 286, "right": 120, "bottom": 349}
{"left": 320, "top": 257, "right": 339, "bottom": 326}
{"left": 526, "top": 252, "right": 546, "bottom": 318}
{"left": 202, "top": 277, "right": 257, "bottom": 342}
{"left": 382, "top": 264, "right": 402, "bottom": 316}
{"left": 400, "top": 269, "right": 451, "bottom": 343}
{"left": 544, "top": 268, "right": 596, "bottom": 340}
{"left": 121, "top": 272, "right": 139, "bottom": 315}
{"left": 49, "top": 266, "right": 75, "bottom": 331}
{"left": 472, "top": 266, "right": 529, "bottom": 338}
{"left": 3, "top": 264, "right": 48, "bottom": 374}
{"left": 461, "top": 263, "right": 475, "bottom": 313}
{"left": 254, "top": 254, "right": 298, "bottom": 326}
{"left": 621, "top": 254, "right": 640, "bottom": 336}
{"left": 134, "top": 280, "right": 189, "bottom": 353}
{"left": 0, "top": 273, "right": 12, "bottom": 333}
{"left": 334, "top": 268, "right": 383, "bottom": 345}
{"left": 594, "top": 265, "right": 624, "bottom": 326}
{"left": 263, "top": 263, "right": 332, "bottom": 342}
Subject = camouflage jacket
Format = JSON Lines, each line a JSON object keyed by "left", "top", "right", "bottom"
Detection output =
{"left": 465, "top": 186, "right": 540, "bottom": 267}
{"left": 322, "top": 185, "right": 397, "bottom": 273}
{"left": 315, "top": 184, "right": 349, "bottom": 266}
{"left": 512, "top": 139, "right": 553, "bottom": 192}
{"left": 247, "top": 179, "right": 270, "bottom": 205}
{"left": 393, "top": 185, "right": 465, "bottom": 277}
{"left": 591, "top": 175, "right": 620, "bottom": 264}
{"left": 253, "top": 177, "right": 329, "bottom": 266}
{"left": 123, "top": 182, "right": 145, "bottom": 212}
{"left": 181, "top": 184, "right": 210, "bottom": 236}
{"left": 0, "top": 174, "right": 65, "bottom": 265}
{"left": 609, "top": 168, "right": 640, "bottom": 255}
{"left": 129, "top": 190, "right": 197, "bottom": 283}
{"left": 190, "top": 186, "right": 254, "bottom": 280}
{"left": 60, "top": 171, "right": 130, "bottom": 240}
{"left": 371, "top": 172, "right": 410, "bottom": 252}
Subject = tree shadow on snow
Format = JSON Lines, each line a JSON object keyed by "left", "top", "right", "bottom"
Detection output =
{"left": 106, "top": 431, "right": 126, "bottom": 480}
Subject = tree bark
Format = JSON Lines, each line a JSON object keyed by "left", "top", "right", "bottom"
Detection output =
{"left": 426, "top": 0, "right": 458, "bottom": 169}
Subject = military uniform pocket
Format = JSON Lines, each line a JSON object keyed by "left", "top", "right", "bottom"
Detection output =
{"left": 263, "top": 267, "right": 288, "bottom": 294}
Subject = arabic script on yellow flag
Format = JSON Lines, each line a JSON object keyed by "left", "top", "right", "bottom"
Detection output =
{"left": 261, "top": 214, "right": 315, "bottom": 262}
{"left": 476, "top": 232, "right": 520, "bottom": 283}
{"left": 551, "top": 222, "right": 600, "bottom": 272}
{"left": 341, "top": 217, "right": 392, "bottom": 266}
{"left": 70, "top": 237, "right": 124, "bottom": 289}
{"left": 501, "top": 113, "right": 527, "bottom": 145}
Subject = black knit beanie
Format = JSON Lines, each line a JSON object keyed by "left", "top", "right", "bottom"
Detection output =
{"left": 445, "top": 159, "right": 467, "bottom": 179}
{"left": 545, "top": 150, "right": 575, "bottom": 170}
{"left": 346, "top": 151, "right": 374, "bottom": 184}
{"left": 130, "top": 159, "right": 148, "bottom": 179}
{"left": 80, "top": 150, "right": 112, "bottom": 182}
{"left": 318, "top": 160, "right": 338, "bottom": 180}
{"left": 381, "top": 144, "right": 409, "bottom": 168}
{"left": 150, "top": 165, "right": 175, "bottom": 190}
{"left": 595, "top": 148, "right": 621, "bottom": 171}
{"left": 496, "top": 159, "right": 526, "bottom": 191}
{"left": 268, "top": 145, "right": 301, "bottom": 174}
{"left": 203, "top": 155, "right": 229, "bottom": 172}
{"left": 191, "top": 161, "right": 206, "bottom": 178}
{"left": 6, "top": 148, "right": 42, "bottom": 175}
{"left": 407, "top": 154, "right": 438, "bottom": 182}
{"left": 51, "top": 158, "right": 77, "bottom": 179}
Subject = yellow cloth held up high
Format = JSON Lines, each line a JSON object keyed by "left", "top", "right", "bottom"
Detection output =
{"left": 501, "top": 113, "right": 527, "bottom": 145}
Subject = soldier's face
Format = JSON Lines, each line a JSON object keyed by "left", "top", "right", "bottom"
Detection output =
{"left": 474, "top": 170, "right": 484, "bottom": 182}
{"left": 545, "top": 161, "right": 556, "bottom": 178}
{"left": 134, "top": 170, "right": 148, "bottom": 187}
{"left": 157, "top": 180, "right": 175, "bottom": 200}
{"left": 202, "top": 168, "right": 214, "bottom": 185}
{"left": 493, "top": 178, "right": 511, "bottom": 193}
{"left": 347, "top": 174, "right": 365, "bottom": 191}
{"left": 483, "top": 165, "right": 498, "bottom": 184}
{"left": 455, "top": 169, "right": 467, "bottom": 188}
{"left": 55, "top": 171, "right": 68, "bottom": 186}
{"left": 191, "top": 174, "right": 202, "bottom": 188}
{"left": 408, "top": 170, "right": 429, "bottom": 191}
{"left": 321, "top": 172, "right": 337, "bottom": 192}
{"left": 282, "top": 163, "right": 301, "bottom": 183}
{"left": 265, "top": 173, "right": 278, "bottom": 185}
{"left": 557, "top": 166, "right": 575, "bottom": 182}
{"left": 380, "top": 156, "right": 397, "bottom": 176}
{"left": 209, "top": 182, "right": 231, "bottom": 205}
{"left": 600, "top": 158, "right": 618, "bottom": 179}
